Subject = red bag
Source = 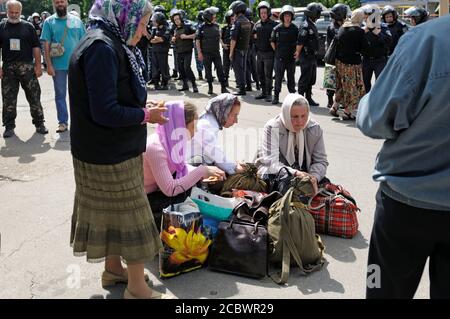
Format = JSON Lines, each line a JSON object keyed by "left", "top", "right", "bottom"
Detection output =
{"left": 308, "top": 183, "right": 360, "bottom": 239}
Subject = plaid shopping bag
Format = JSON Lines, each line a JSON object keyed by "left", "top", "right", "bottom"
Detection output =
{"left": 308, "top": 183, "right": 360, "bottom": 239}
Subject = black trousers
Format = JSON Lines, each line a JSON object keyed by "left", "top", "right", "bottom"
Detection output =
{"left": 151, "top": 51, "right": 170, "bottom": 85}
{"left": 274, "top": 56, "right": 296, "bottom": 95}
{"left": 173, "top": 47, "right": 178, "bottom": 73}
{"left": 147, "top": 190, "right": 190, "bottom": 231}
{"left": 246, "top": 46, "right": 259, "bottom": 87}
{"left": 203, "top": 51, "right": 226, "bottom": 84}
{"left": 232, "top": 49, "right": 247, "bottom": 90}
{"left": 257, "top": 51, "right": 274, "bottom": 95}
{"left": 298, "top": 55, "right": 317, "bottom": 96}
{"left": 362, "top": 56, "right": 387, "bottom": 93}
{"left": 222, "top": 49, "right": 231, "bottom": 82}
{"left": 366, "top": 189, "right": 450, "bottom": 299}
{"left": 177, "top": 50, "right": 196, "bottom": 83}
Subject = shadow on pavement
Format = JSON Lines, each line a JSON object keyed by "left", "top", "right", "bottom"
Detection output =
{"left": 0, "top": 133, "right": 51, "bottom": 164}
{"left": 321, "top": 232, "right": 369, "bottom": 263}
{"left": 292, "top": 261, "right": 345, "bottom": 295}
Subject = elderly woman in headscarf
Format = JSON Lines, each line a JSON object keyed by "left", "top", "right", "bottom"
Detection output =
{"left": 256, "top": 93, "right": 328, "bottom": 192}
{"left": 143, "top": 100, "right": 225, "bottom": 229}
{"left": 186, "top": 93, "right": 245, "bottom": 175}
{"left": 330, "top": 9, "right": 367, "bottom": 120}
{"left": 69, "top": 0, "right": 171, "bottom": 299}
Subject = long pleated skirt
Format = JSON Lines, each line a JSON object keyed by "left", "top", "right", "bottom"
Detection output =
{"left": 70, "top": 155, "right": 162, "bottom": 263}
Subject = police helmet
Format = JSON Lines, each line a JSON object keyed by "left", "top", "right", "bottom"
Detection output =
{"left": 224, "top": 9, "right": 233, "bottom": 23}
{"left": 257, "top": 1, "right": 271, "bottom": 17}
{"left": 203, "top": 7, "right": 219, "bottom": 23}
{"left": 32, "top": 12, "right": 40, "bottom": 19}
{"left": 404, "top": 6, "right": 429, "bottom": 25}
{"left": 280, "top": 5, "right": 294, "bottom": 22}
{"left": 179, "top": 9, "right": 187, "bottom": 20}
{"left": 197, "top": 10, "right": 204, "bottom": 23}
{"left": 330, "top": 3, "right": 350, "bottom": 21}
{"left": 169, "top": 8, "right": 181, "bottom": 21}
{"left": 245, "top": 8, "right": 253, "bottom": 20}
{"left": 365, "top": 4, "right": 381, "bottom": 28}
{"left": 381, "top": 5, "right": 398, "bottom": 21}
{"left": 154, "top": 5, "right": 166, "bottom": 14}
{"left": 229, "top": 1, "right": 247, "bottom": 15}
{"left": 305, "top": 2, "right": 322, "bottom": 20}
{"left": 151, "top": 12, "right": 167, "bottom": 25}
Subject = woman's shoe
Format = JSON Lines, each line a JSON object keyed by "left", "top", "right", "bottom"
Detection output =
{"left": 341, "top": 112, "right": 356, "bottom": 121}
{"left": 123, "top": 288, "right": 173, "bottom": 299}
{"left": 101, "top": 269, "right": 150, "bottom": 287}
{"left": 329, "top": 107, "right": 339, "bottom": 118}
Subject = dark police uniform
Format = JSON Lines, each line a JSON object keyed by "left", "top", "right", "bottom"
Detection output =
{"left": 271, "top": 22, "right": 298, "bottom": 97}
{"left": 253, "top": 18, "right": 277, "bottom": 98}
{"left": 231, "top": 14, "right": 252, "bottom": 92}
{"left": 193, "top": 20, "right": 204, "bottom": 78}
{"left": 174, "top": 21, "right": 196, "bottom": 86}
{"left": 0, "top": 20, "right": 46, "bottom": 131}
{"left": 246, "top": 20, "right": 259, "bottom": 90}
{"left": 196, "top": 21, "right": 226, "bottom": 86}
{"left": 362, "top": 23, "right": 392, "bottom": 93}
{"left": 221, "top": 22, "right": 232, "bottom": 85}
{"left": 297, "top": 17, "right": 320, "bottom": 97}
{"left": 150, "top": 24, "right": 171, "bottom": 88}
{"left": 325, "top": 21, "right": 340, "bottom": 104}
{"left": 386, "top": 20, "right": 408, "bottom": 55}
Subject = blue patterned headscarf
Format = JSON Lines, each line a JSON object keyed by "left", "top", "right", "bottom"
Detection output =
{"left": 89, "top": 0, "right": 153, "bottom": 90}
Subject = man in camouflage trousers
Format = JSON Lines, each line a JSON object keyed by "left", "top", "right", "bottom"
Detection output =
{"left": 0, "top": 0, "right": 48, "bottom": 138}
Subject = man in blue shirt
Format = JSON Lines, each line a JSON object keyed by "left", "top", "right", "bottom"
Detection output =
{"left": 41, "top": 0, "right": 86, "bottom": 133}
{"left": 357, "top": 15, "right": 450, "bottom": 299}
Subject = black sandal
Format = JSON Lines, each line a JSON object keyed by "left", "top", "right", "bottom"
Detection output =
{"left": 341, "top": 112, "right": 356, "bottom": 121}
{"left": 329, "top": 107, "right": 339, "bottom": 117}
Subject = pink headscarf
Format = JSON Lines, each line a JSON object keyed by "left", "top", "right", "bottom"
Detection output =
{"left": 156, "top": 101, "right": 189, "bottom": 179}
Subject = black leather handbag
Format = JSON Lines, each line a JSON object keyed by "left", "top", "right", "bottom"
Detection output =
{"left": 267, "top": 167, "right": 296, "bottom": 195}
{"left": 324, "top": 37, "right": 338, "bottom": 66}
{"left": 208, "top": 217, "right": 268, "bottom": 279}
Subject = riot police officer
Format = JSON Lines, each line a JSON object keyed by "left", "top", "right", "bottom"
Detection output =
{"left": 361, "top": 4, "right": 392, "bottom": 93}
{"left": 325, "top": 3, "right": 350, "bottom": 108}
{"left": 229, "top": 1, "right": 252, "bottom": 96}
{"left": 150, "top": 12, "right": 171, "bottom": 90}
{"left": 296, "top": 2, "right": 322, "bottom": 106}
{"left": 196, "top": 7, "right": 229, "bottom": 95}
{"left": 253, "top": 1, "right": 277, "bottom": 102}
{"left": 194, "top": 11, "right": 205, "bottom": 80}
{"left": 221, "top": 10, "right": 234, "bottom": 88}
{"left": 404, "top": 6, "right": 429, "bottom": 26}
{"left": 171, "top": 9, "right": 198, "bottom": 93}
{"left": 245, "top": 8, "right": 259, "bottom": 92}
{"left": 271, "top": 5, "right": 298, "bottom": 105}
{"left": 382, "top": 6, "right": 408, "bottom": 56}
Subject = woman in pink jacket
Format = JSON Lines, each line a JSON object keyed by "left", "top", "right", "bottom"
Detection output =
{"left": 143, "top": 100, "right": 225, "bottom": 228}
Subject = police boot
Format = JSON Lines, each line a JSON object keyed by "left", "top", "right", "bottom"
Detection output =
{"left": 245, "top": 84, "right": 252, "bottom": 92}
{"left": 178, "top": 80, "right": 189, "bottom": 91}
{"left": 171, "top": 70, "right": 178, "bottom": 79}
{"left": 221, "top": 82, "right": 229, "bottom": 94}
{"left": 208, "top": 82, "right": 214, "bottom": 95}
{"left": 192, "top": 80, "right": 199, "bottom": 93}
{"left": 265, "top": 93, "right": 272, "bottom": 103}
{"left": 160, "top": 82, "right": 169, "bottom": 91}
{"left": 154, "top": 82, "right": 161, "bottom": 90}
{"left": 198, "top": 71, "right": 203, "bottom": 81}
{"left": 306, "top": 91, "right": 319, "bottom": 107}
{"left": 272, "top": 93, "right": 279, "bottom": 105}
{"left": 255, "top": 88, "right": 266, "bottom": 100}
{"left": 234, "top": 86, "right": 246, "bottom": 96}
{"left": 256, "top": 82, "right": 261, "bottom": 91}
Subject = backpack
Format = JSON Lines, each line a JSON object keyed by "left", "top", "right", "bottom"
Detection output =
{"left": 268, "top": 177, "right": 325, "bottom": 284}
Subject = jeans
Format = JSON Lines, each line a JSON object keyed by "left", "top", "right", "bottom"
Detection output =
{"left": 53, "top": 70, "right": 68, "bottom": 125}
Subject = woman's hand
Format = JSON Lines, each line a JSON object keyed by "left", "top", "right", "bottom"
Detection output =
{"left": 204, "top": 166, "right": 226, "bottom": 181}
{"left": 235, "top": 162, "right": 245, "bottom": 174}
{"left": 146, "top": 100, "right": 168, "bottom": 124}
{"left": 295, "top": 171, "right": 319, "bottom": 195}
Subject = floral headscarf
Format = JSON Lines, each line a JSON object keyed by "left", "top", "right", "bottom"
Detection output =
{"left": 90, "top": 0, "right": 152, "bottom": 44}
{"left": 89, "top": 0, "right": 153, "bottom": 90}
{"left": 202, "top": 93, "right": 239, "bottom": 130}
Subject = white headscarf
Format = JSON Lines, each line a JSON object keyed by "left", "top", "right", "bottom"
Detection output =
{"left": 280, "top": 93, "right": 310, "bottom": 167}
